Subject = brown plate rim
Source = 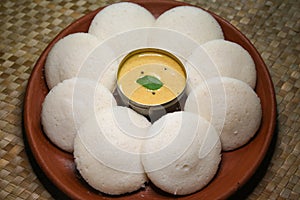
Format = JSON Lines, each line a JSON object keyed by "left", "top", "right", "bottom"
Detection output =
{"left": 24, "top": 0, "right": 277, "bottom": 199}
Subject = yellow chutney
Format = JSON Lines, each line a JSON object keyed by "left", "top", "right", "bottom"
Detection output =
{"left": 117, "top": 48, "right": 186, "bottom": 106}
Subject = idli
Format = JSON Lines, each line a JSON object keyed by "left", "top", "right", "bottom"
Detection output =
{"left": 184, "top": 44, "right": 222, "bottom": 94}
{"left": 41, "top": 78, "right": 116, "bottom": 152}
{"left": 74, "top": 106, "right": 151, "bottom": 195}
{"left": 45, "top": 33, "right": 99, "bottom": 89}
{"left": 88, "top": 2, "right": 155, "bottom": 41}
{"left": 187, "top": 39, "right": 256, "bottom": 89}
{"left": 98, "top": 58, "right": 119, "bottom": 92}
{"left": 185, "top": 61, "right": 207, "bottom": 95}
{"left": 141, "top": 111, "right": 221, "bottom": 195}
{"left": 154, "top": 6, "right": 224, "bottom": 45}
{"left": 184, "top": 77, "right": 262, "bottom": 151}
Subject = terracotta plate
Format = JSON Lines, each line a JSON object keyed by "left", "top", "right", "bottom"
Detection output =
{"left": 24, "top": 0, "right": 276, "bottom": 199}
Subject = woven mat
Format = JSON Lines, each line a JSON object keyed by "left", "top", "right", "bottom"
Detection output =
{"left": 0, "top": 0, "right": 299, "bottom": 199}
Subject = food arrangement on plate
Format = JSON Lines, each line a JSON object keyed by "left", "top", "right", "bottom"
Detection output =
{"left": 40, "top": 1, "right": 262, "bottom": 196}
{"left": 24, "top": 0, "right": 276, "bottom": 199}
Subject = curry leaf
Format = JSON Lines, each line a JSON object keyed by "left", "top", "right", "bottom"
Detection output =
{"left": 136, "top": 75, "right": 163, "bottom": 90}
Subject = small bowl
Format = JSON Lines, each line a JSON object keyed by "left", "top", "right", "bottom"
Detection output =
{"left": 116, "top": 48, "right": 187, "bottom": 121}
{"left": 24, "top": 0, "right": 276, "bottom": 199}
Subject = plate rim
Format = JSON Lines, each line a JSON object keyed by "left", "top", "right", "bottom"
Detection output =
{"left": 23, "top": 0, "right": 277, "bottom": 199}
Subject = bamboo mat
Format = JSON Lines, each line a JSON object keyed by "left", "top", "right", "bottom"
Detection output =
{"left": 0, "top": 0, "right": 299, "bottom": 199}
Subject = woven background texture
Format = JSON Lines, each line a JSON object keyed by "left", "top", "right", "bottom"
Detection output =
{"left": 0, "top": 0, "right": 299, "bottom": 199}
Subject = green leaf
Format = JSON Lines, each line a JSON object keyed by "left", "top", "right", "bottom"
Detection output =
{"left": 136, "top": 75, "right": 163, "bottom": 90}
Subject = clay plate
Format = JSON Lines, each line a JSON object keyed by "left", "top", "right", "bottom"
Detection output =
{"left": 24, "top": 0, "right": 276, "bottom": 199}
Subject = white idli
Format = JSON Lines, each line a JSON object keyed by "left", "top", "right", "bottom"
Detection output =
{"left": 41, "top": 78, "right": 116, "bottom": 152}
{"left": 141, "top": 111, "right": 221, "bottom": 195}
{"left": 74, "top": 106, "right": 151, "bottom": 195}
{"left": 185, "top": 61, "right": 207, "bottom": 95}
{"left": 98, "top": 58, "right": 119, "bottom": 92}
{"left": 88, "top": 2, "right": 155, "bottom": 41}
{"left": 187, "top": 39, "right": 256, "bottom": 89}
{"left": 184, "top": 77, "right": 262, "bottom": 151}
{"left": 154, "top": 6, "right": 224, "bottom": 45}
{"left": 146, "top": 28, "right": 200, "bottom": 59}
{"left": 45, "top": 33, "right": 99, "bottom": 89}
{"left": 184, "top": 43, "right": 222, "bottom": 94}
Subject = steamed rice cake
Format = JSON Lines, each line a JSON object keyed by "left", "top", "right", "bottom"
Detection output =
{"left": 98, "top": 58, "right": 120, "bottom": 92}
{"left": 74, "top": 106, "right": 151, "bottom": 195}
{"left": 44, "top": 33, "right": 99, "bottom": 89}
{"left": 184, "top": 77, "right": 262, "bottom": 151}
{"left": 88, "top": 2, "right": 155, "bottom": 42}
{"left": 41, "top": 78, "right": 116, "bottom": 152}
{"left": 141, "top": 111, "right": 221, "bottom": 195}
{"left": 187, "top": 39, "right": 257, "bottom": 89}
{"left": 154, "top": 6, "right": 224, "bottom": 45}
{"left": 185, "top": 57, "right": 210, "bottom": 95}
